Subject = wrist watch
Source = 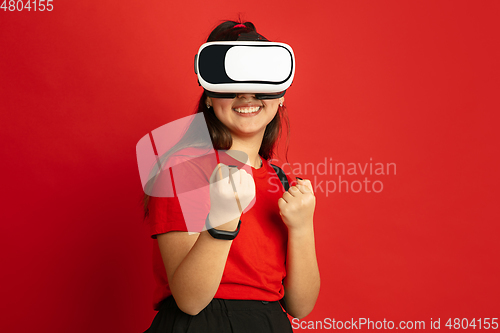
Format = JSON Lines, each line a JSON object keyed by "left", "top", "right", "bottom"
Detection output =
{"left": 205, "top": 215, "right": 241, "bottom": 240}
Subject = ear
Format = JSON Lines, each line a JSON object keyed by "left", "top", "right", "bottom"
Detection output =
{"left": 206, "top": 96, "right": 212, "bottom": 108}
{"left": 279, "top": 97, "right": 285, "bottom": 105}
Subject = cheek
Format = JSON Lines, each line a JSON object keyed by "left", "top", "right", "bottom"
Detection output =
{"left": 212, "top": 100, "right": 235, "bottom": 125}
{"left": 214, "top": 100, "right": 234, "bottom": 111}
{"left": 262, "top": 101, "right": 280, "bottom": 115}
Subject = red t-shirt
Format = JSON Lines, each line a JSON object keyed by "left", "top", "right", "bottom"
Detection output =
{"left": 147, "top": 153, "right": 291, "bottom": 311}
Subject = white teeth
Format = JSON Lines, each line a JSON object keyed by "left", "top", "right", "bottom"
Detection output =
{"left": 233, "top": 106, "right": 261, "bottom": 113}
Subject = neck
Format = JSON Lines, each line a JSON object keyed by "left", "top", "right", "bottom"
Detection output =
{"left": 229, "top": 132, "right": 264, "bottom": 169}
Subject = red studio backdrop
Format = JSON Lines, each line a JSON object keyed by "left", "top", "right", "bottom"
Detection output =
{"left": 1, "top": 1, "right": 499, "bottom": 332}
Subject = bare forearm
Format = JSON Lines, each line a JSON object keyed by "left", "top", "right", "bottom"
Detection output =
{"left": 284, "top": 225, "right": 320, "bottom": 319}
{"left": 169, "top": 223, "right": 237, "bottom": 315}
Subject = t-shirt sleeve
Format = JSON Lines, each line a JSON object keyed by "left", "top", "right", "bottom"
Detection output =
{"left": 147, "top": 196, "right": 187, "bottom": 238}
{"left": 146, "top": 153, "right": 212, "bottom": 238}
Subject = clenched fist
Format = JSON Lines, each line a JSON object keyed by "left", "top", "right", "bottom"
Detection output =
{"left": 278, "top": 178, "right": 316, "bottom": 231}
{"left": 208, "top": 163, "right": 256, "bottom": 230}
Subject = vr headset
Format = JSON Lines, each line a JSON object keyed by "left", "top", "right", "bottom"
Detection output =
{"left": 194, "top": 40, "right": 295, "bottom": 99}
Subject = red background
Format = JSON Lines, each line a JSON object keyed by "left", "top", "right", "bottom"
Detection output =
{"left": 1, "top": 1, "right": 499, "bottom": 332}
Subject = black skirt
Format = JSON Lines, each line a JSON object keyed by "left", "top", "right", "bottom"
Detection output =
{"left": 144, "top": 296, "right": 294, "bottom": 333}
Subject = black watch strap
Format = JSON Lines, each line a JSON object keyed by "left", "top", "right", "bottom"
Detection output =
{"left": 205, "top": 215, "right": 241, "bottom": 240}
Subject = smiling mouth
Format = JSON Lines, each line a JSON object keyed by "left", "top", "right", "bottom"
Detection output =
{"left": 233, "top": 106, "right": 262, "bottom": 114}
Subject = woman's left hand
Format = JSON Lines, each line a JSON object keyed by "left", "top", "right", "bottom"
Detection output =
{"left": 278, "top": 178, "right": 316, "bottom": 231}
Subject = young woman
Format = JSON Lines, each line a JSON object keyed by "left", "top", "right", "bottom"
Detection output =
{"left": 143, "top": 21, "right": 320, "bottom": 333}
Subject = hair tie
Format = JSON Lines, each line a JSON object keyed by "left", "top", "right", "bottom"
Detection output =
{"left": 233, "top": 23, "right": 246, "bottom": 28}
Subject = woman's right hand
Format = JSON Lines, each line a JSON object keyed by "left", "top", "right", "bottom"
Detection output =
{"left": 157, "top": 162, "right": 255, "bottom": 315}
{"left": 207, "top": 163, "right": 256, "bottom": 231}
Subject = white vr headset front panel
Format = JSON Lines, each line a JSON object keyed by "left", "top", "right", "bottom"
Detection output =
{"left": 225, "top": 46, "right": 292, "bottom": 82}
{"left": 195, "top": 41, "right": 295, "bottom": 94}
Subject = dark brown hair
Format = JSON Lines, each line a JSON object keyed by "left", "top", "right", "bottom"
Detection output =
{"left": 143, "top": 21, "right": 290, "bottom": 216}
